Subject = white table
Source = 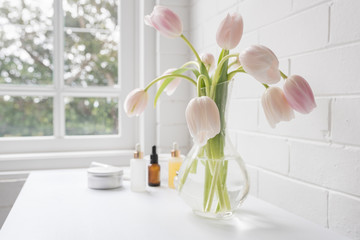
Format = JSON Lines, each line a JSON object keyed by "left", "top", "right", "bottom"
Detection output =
{"left": 0, "top": 169, "right": 349, "bottom": 240}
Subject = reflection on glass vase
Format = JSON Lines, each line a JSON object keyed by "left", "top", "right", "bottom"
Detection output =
{"left": 176, "top": 80, "right": 250, "bottom": 219}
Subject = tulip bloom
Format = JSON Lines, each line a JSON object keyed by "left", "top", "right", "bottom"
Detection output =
{"left": 160, "top": 68, "right": 181, "bottom": 96}
{"left": 144, "top": 6, "right": 183, "bottom": 38}
{"left": 185, "top": 96, "right": 221, "bottom": 146}
{"left": 261, "top": 87, "right": 294, "bottom": 128}
{"left": 216, "top": 13, "right": 243, "bottom": 50}
{"left": 283, "top": 75, "right": 316, "bottom": 114}
{"left": 239, "top": 45, "right": 280, "bottom": 84}
{"left": 123, "top": 88, "right": 148, "bottom": 117}
{"left": 201, "top": 53, "right": 215, "bottom": 72}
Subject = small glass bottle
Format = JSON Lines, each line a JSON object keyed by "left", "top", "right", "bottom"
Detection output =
{"left": 148, "top": 145, "right": 160, "bottom": 187}
{"left": 130, "top": 143, "right": 146, "bottom": 192}
{"left": 168, "top": 142, "right": 183, "bottom": 189}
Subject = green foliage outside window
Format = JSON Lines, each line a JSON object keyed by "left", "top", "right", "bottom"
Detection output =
{"left": 0, "top": 0, "right": 119, "bottom": 137}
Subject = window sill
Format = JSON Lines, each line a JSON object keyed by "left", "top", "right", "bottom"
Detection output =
{"left": 0, "top": 150, "right": 133, "bottom": 172}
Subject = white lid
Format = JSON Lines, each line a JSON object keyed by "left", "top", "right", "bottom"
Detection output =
{"left": 87, "top": 166, "right": 124, "bottom": 176}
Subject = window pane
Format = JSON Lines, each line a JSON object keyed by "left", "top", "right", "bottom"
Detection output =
{"left": 0, "top": 0, "right": 53, "bottom": 85}
{"left": 63, "top": 0, "right": 118, "bottom": 30}
{"left": 65, "top": 97, "right": 118, "bottom": 135}
{"left": 0, "top": 95, "right": 53, "bottom": 137}
{"left": 0, "top": 0, "right": 53, "bottom": 27}
{"left": 64, "top": 31, "right": 118, "bottom": 87}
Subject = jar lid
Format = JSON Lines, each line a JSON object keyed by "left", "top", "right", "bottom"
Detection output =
{"left": 87, "top": 166, "right": 124, "bottom": 177}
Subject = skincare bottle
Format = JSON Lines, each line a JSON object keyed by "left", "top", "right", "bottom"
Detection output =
{"left": 168, "top": 142, "right": 183, "bottom": 189}
{"left": 130, "top": 143, "right": 146, "bottom": 192}
{"left": 148, "top": 145, "right": 160, "bottom": 187}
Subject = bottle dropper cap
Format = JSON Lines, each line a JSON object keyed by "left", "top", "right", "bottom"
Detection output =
{"left": 171, "top": 142, "right": 180, "bottom": 157}
{"left": 150, "top": 145, "right": 158, "bottom": 164}
{"left": 134, "top": 143, "right": 143, "bottom": 159}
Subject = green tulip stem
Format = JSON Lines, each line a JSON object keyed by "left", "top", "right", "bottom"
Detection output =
{"left": 280, "top": 70, "right": 288, "bottom": 79}
{"left": 210, "top": 53, "right": 239, "bottom": 98}
{"left": 228, "top": 61, "right": 238, "bottom": 69}
{"left": 262, "top": 83, "right": 269, "bottom": 89}
{"left": 197, "top": 74, "right": 210, "bottom": 96}
{"left": 181, "top": 61, "right": 200, "bottom": 69}
{"left": 227, "top": 66, "right": 245, "bottom": 80}
{"left": 144, "top": 74, "right": 197, "bottom": 92}
{"left": 205, "top": 160, "right": 221, "bottom": 211}
{"left": 180, "top": 34, "right": 202, "bottom": 63}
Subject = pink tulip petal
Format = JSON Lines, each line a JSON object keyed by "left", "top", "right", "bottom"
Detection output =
{"left": 216, "top": 13, "right": 243, "bottom": 50}
{"left": 201, "top": 53, "right": 215, "bottom": 72}
{"left": 262, "top": 87, "right": 294, "bottom": 128}
{"left": 240, "top": 45, "right": 280, "bottom": 84}
{"left": 284, "top": 75, "right": 316, "bottom": 114}
{"left": 186, "top": 96, "right": 220, "bottom": 146}
{"left": 159, "top": 68, "right": 181, "bottom": 96}
{"left": 124, "top": 88, "right": 149, "bottom": 117}
{"left": 165, "top": 77, "right": 181, "bottom": 96}
{"left": 144, "top": 6, "right": 183, "bottom": 38}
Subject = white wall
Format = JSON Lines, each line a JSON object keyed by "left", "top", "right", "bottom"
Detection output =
{"left": 156, "top": 0, "right": 192, "bottom": 154}
{"left": 189, "top": 0, "right": 360, "bottom": 239}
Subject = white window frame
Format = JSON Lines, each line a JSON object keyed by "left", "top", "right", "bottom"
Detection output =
{"left": 0, "top": 0, "right": 151, "bottom": 170}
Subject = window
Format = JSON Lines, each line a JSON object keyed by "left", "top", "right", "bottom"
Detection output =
{"left": 0, "top": 0, "right": 137, "bottom": 154}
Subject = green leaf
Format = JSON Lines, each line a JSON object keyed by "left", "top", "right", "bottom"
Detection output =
{"left": 153, "top": 68, "right": 188, "bottom": 107}
{"left": 218, "top": 49, "right": 225, "bottom": 65}
{"left": 217, "top": 50, "right": 229, "bottom": 85}
{"left": 191, "top": 69, "right": 200, "bottom": 79}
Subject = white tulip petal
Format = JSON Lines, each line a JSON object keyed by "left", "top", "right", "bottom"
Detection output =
{"left": 240, "top": 45, "right": 280, "bottom": 84}
{"left": 185, "top": 96, "right": 221, "bottom": 146}
{"left": 124, "top": 88, "right": 149, "bottom": 117}
{"left": 261, "top": 87, "right": 294, "bottom": 128}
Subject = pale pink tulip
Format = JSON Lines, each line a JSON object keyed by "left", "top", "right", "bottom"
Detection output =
{"left": 283, "top": 75, "right": 316, "bottom": 114}
{"left": 158, "top": 68, "right": 181, "bottom": 96}
{"left": 216, "top": 13, "right": 244, "bottom": 50}
{"left": 239, "top": 45, "right": 280, "bottom": 84}
{"left": 124, "top": 88, "right": 148, "bottom": 117}
{"left": 201, "top": 53, "right": 215, "bottom": 72}
{"left": 185, "top": 96, "right": 221, "bottom": 146}
{"left": 261, "top": 87, "right": 294, "bottom": 128}
{"left": 144, "top": 6, "right": 183, "bottom": 38}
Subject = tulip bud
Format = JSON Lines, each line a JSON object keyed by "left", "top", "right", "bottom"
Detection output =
{"left": 159, "top": 68, "right": 181, "bottom": 96}
{"left": 123, "top": 88, "right": 148, "bottom": 117}
{"left": 144, "top": 6, "right": 183, "bottom": 38}
{"left": 261, "top": 87, "right": 294, "bottom": 128}
{"left": 283, "top": 75, "right": 316, "bottom": 114}
{"left": 185, "top": 96, "right": 221, "bottom": 146}
{"left": 216, "top": 13, "right": 244, "bottom": 50}
{"left": 201, "top": 53, "right": 215, "bottom": 72}
{"left": 239, "top": 45, "right": 280, "bottom": 84}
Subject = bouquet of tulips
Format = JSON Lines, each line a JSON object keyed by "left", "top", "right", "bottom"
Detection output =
{"left": 124, "top": 6, "right": 316, "bottom": 213}
{"left": 124, "top": 6, "right": 316, "bottom": 133}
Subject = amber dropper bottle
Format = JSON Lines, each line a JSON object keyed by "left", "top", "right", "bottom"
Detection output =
{"left": 148, "top": 145, "right": 160, "bottom": 187}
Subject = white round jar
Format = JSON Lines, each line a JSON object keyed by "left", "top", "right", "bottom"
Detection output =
{"left": 88, "top": 166, "right": 124, "bottom": 190}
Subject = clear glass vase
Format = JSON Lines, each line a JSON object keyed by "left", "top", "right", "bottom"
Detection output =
{"left": 176, "top": 80, "right": 250, "bottom": 219}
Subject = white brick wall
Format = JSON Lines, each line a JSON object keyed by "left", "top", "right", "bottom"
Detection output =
{"left": 189, "top": 0, "right": 360, "bottom": 239}
{"left": 329, "top": 193, "right": 360, "bottom": 238}
{"left": 259, "top": 170, "right": 329, "bottom": 227}
{"left": 332, "top": 98, "right": 360, "bottom": 146}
